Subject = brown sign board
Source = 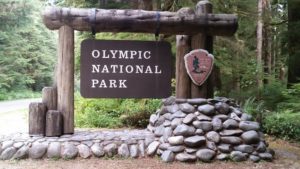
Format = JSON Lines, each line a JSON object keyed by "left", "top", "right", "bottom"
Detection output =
{"left": 184, "top": 49, "right": 214, "bottom": 86}
{"left": 80, "top": 39, "right": 172, "bottom": 98}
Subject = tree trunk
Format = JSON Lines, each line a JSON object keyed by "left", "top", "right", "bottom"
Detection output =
{"left": 99, "top": 0, "right": 107, "bottom": 8}
{"left": 162, "top": 0, "right": 174, "bottom": 11}
{"left": 140, "top": 0, "right": 153, "bottom": 10}
{"left": 153, "top": 0, "right": 161, "bottom": 10}
{"left": 262, "top": 0, "right": 272, "bottom": 84}
{"left": 257, "top": 0, "right": 264, "bottom": 89}
{"left": 288, "top": 0, "right": 300, "bottom": 86}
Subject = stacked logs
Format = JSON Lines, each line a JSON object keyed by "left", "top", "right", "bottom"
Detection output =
{"left": 147, "top": 96, "right": 274, "bottom": 162}
{"left": 29, "top": 87, "right": 62, "bottom": 137}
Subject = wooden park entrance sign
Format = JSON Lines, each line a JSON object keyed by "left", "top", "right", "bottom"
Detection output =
{"left": 29, "top": 0, "right": 238, "bottom": 136}
{"left": 80, "top": 40, "right": 172, "bottom": 98}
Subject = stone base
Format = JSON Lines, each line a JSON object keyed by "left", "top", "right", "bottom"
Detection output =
{"left": 0, "top": 129, "right": 155, "bottom": 160}
{"left": 147, "top": 96, "right": 274, "bottom": 163}
{"left": 0, "top": 96, "right": 275, "bottom": 163}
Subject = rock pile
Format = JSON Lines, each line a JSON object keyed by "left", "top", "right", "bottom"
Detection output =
{"left": 147, "top": 97, "right": 274, "bottom": 162}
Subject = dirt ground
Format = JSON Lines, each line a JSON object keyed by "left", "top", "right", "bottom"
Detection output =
{"left": 0, "top": 136, "right": 299, "bottom": 169}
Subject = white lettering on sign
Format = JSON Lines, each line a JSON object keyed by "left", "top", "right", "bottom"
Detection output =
{"left": 91, "top": 64, "right": 162, "bottom": 74}
{"left": 91, "top": 50, "right": 152, "bottom": 60}
{"left": 91, "top": 79, "right": 127, "bottom": 88}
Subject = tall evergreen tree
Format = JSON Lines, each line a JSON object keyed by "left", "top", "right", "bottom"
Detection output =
{"left": 0, "top": 0, "right": 56, "bottom": 91}
{"left": 287, "top": 0, "right": 300, "bottom": 86}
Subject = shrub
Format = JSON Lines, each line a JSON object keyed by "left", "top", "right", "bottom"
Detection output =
{"left": 120, "top": 99, "right": 161, "bottom": 128}
{"left": 263, "top": 112, "right": 300, "bottom": 141}
{"left": 0, "top": 89, "right": 41, "bottom": 101}
{"left": 277, "top": 83, "right": 300, "bottom": 112}
{"left": 261, "top": 82, "right": 286, "bottom": 110}
{"left": 75, "top": 94, "right": 161, "bottom": 128}
{"left": 242, "top": 97, "right": 266, "bottom": 123}
{"left": 75, "top": 97, "right": 123, "bottom": 128}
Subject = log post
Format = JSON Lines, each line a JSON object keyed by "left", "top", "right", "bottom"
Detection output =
{"left": 46, "top": 110, "right": 63, "bottom": 137}
{"left": 190, "top": 0, "right": 214, "bottom": 98}
{"left": 42, "top": 87, "right": 57, "bottom": 110}
{"left": 176, "top": 35, "right": 191, "bottom": 98}
{"left": 42, "top": 7, "right": 238, "bottom": 36}
{"left": 29, "top": 102, "right": 47, "bottom": 136}
{"left": 175, "top": 8, "right": 194, "bottom": 99}
{"left": 57, "top": 25, "right": 74, "bottom": 134}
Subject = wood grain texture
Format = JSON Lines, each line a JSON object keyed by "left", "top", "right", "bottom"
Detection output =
{"left": 57, "top": 25, "right": 74, "bottom": 134}
{"left": 46, "top": 110, "right": 62, "bottom": 137}
{"left": 42, "top": 7, "right": 237, "bottom": 36}
{"left": 191, "top": 0, "right": 214, "bottom": 98}
{"left": 175, "top": 35, "right": 191, "bottom": 98}
{"left": 42, "top": 87, "right": 57, "bottom": 110}
{"left": 29, "top": 102, "right": 47, "bottom": 136}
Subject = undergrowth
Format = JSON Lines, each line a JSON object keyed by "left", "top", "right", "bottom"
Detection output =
{"left": 75, "top": 93, "right": 161, "bottom": 128}
{"left": 0, "top": 89, "right": 41, "bottom": 101}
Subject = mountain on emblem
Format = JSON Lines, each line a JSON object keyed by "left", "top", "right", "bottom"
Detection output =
{"left": 184, "top": 49, "right": 214, "bottom": 86}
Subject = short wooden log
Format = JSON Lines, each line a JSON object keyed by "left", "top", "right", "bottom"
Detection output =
{"left": 46, "top": 110, "right": 63, "bottom": 137}
{"left": 29, "top": 102, "right": 47, "bottom": 136}
{"left": 42, "top": 87, "right": 57, "bottom": 110}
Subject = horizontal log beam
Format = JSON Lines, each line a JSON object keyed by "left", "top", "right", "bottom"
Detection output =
{"left": 42, "top": 7, "right": 238, "bottom": 36}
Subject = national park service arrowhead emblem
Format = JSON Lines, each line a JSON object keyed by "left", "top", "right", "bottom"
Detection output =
{"left": 184, "top": 49, "right": 214, "bottom": 86}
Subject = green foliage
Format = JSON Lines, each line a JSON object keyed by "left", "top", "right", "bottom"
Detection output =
{"left": 0, "top": 89, "right": 40, "bottom": 101}
{"left": 0, "top": 0, "right": 56, "bottom": 94}
{"left": 261, "top": 82, "right": 286, "bottom": 110}
{"left": 242, "top": 97, "right": 265, "bottom": 123}
{"left": 75, "top": 94, "right": 161, "bottom": 128}
{"left": 277, "top": 83, "right": 300, "bottom": 112}
{"left": 120, "top": 99, "right": 161, "bottom": 128}
{"left": 242, "top": 82, "right": 300, "bottom": 141}
{"left": 264, "top": 112, "right": 300, "bottom": 141}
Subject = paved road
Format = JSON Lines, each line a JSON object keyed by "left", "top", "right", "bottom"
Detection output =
{"left": 0, "top": 98, "right": 41, "bottom": 135}
{"left": 0, "top": 98, "right": 41, "bottom": 113}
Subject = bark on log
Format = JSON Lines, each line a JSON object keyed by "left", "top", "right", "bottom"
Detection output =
{"left": 191, "top": 0, "right": 214, "bottom": 98}
{"left": 57, "top": 25, "right": 74, "bottom": 134}
{"left": 29, "top": 102, "right": 47, "bottom": 136}
{"left": 42, "top": 7, "right": 238, "bottom": 36}
{"left": 46, "top": 110, "right": 63, "bottom": 137}
{"left": 42, "top": 87, "right": 57, "bottom": 110}
{"left": 176, "top": 35, "right": 191, "bottom": 98}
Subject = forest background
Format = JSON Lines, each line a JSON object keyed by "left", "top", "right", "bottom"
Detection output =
{"left": 0, "top": 0, "right": 299, "bottom": 141}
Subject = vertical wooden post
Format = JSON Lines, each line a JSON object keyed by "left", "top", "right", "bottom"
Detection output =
{"left": 190, "top": 0, "right": 214, "bottom": 98}
{"left": 57, "top": 25, "right": 74, "bottom": 134}
{"left": 175, "top": 8, "right": 194, "bottom": 99}
{"left": 176, "top": 35, "right": 191, "bottom": 98}
{"left": 29, "top": 102, "right": 47, "bottom": 136}
{"left": 46, "top": 110, "right": 63, "bottom": 137}
{"left": 42, "top": 87, "right": 57, "bottom": 110}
